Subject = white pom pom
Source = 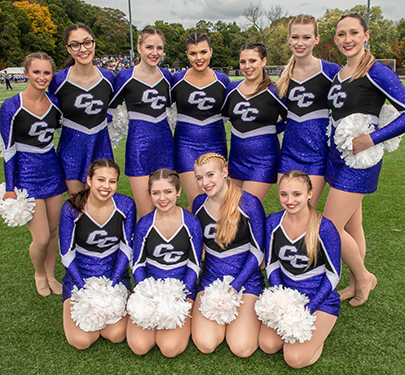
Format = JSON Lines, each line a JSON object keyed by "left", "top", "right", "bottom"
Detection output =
{"left": 199, "top": 275, "right": 244, "bottom": 325}
{"left": 109, "top": 102, "right": 129, "bottom": 149}
{"left": 127, "top": 277, "right": 191, "bottom": 330}
{"left": 166, "top": 103, "right": 177, "bottom": 130}
{"left": 70, "top": 276, "right": 127, "bottom": 332}
{"left": 255, "top": 286, "right": 316, "bottom": 344}
{"left": 127, "top": 278, "right": 164, "bottom": 330}
{"left": 0, "top": 186, "right": 36, "bottom": 227}
{"left": 0, "top": 182, "right": 5, "bottom": 201}
{"left": 334, "top": 113, "right": 384, "bottom": 169}
{"left": 379, "top": 104, "right": 402, "bottom": 152}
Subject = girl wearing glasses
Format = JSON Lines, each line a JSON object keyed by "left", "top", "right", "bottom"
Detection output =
{"left": 49, "top": 24, "right": 115, "bottom": 197}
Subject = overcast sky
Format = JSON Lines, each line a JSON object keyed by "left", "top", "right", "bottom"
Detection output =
{"left": 85, "top": 0, "right": 404, "bottom": 29}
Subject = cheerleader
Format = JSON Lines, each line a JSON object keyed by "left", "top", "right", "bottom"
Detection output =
{"left": 48, "top": 24, "right": 115, "bottom": 197}
{"left": 127, "top": 169, "right": 203, "bottom": 357}
{"left": 222, "top": 43, "right": 287, "bottom": 202}
{"left": 192, "top": 153, "right": 265, "bottom": 357}
{"left": 59, "top": 159, "right": 136, "bottom": 349}
{"left": 259, "top": 170, "right": 340, "bottom": 368}
{"left": 277, "top": 15, "right": 340, "bottom": 206}
{"left": 171, "top": 32, "right": 230, "bottom": 206}
{"left": 0, "top": 52, "right": 66, "bottom": 296}
{"left": 324, "top": 13, "right": 405, "bottom": 306}
{"left": 109, "top": 28, "right": 175, "bottom": 218}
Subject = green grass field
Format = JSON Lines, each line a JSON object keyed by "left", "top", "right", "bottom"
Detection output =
{"left": 1, "top": 82, "right": 405, "bottom": 374}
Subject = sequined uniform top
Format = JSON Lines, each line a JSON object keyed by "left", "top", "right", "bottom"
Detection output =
{"left": 132, "top": 207, "right": 203, "bottom": 300}
{"left": 108, "top": 66, "right": 175, "bottom": 176}
{"left": 326, "top": 62, "right": 405, "bottom": 193}
{"left": 192, "top": 191, "right": 266, "bottom": 296}
{"left": 278, "top": 60, "right": 340, "bottom": 176}
{"left": 171, "top": 70, "right": 230, "bottom": 172}
{"left": 48, "top": 67, "right": 115, "bottom": 182}
{"left": 265, "top": 210, "right": 341, "bottom": 316}
{"left": 59, "top": 193, "right": 136, "bottom": 301}
{"left": 0, "top": 92, "right": 66, "bottom": 199}
{"left": 222, "top": 81, "right": 287, "bottom": 183}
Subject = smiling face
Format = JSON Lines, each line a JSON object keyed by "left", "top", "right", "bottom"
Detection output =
{"left": 278, "top": 177, "right": 313, "bottom": 216}
{"left": 334, "top": 16, "right": 369, "bottom": 60}
{"left": 87, "top": 167, "right": 118, "bottom": 202}
{"left": 239, "top": 49, "right": 266, "bottom": 83}
{"left": 137, "top": 34, "right": 164, "bottom": 68}
{"left": 186, "top": 40, "right": 212, "bottom": 72}
{"left": 194, "top": 161, "right": 228, "bottom": 198}
{"left": 66, "top": 28, "right": 95, "bottom": 66}
{"left": 25, "top": 59, "right": 53, "bottom": 91}
{"left": 150, "top": 178, "right": 180, "bottom": 213}
{"left": 288, "top": 23, "right": 320, "bottom": 59}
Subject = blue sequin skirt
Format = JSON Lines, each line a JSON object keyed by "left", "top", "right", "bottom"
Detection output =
{"left": 174, "top": 120, "right": 227, "bottom": 173}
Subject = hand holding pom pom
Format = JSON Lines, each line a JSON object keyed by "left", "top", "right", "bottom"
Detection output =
{"left": 70, "top": 276, "right": 128, "bottom": 332}
{"left": 255, "top": 286, "right": 316, "bottom": 344}
{"left": 199, "top": 275, "right": 244, "bottom": 325}
{"left": 0, "top": 184, "right": 36, "bottom": 227}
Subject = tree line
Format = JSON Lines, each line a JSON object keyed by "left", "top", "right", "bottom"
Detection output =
{"left": 0, "top": 0, "right": 404, "bottom": 70}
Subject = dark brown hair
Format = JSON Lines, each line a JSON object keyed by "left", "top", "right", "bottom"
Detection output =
{"left": 62, "top": 24, "right": 95, "bottom": 69}
{"left": 148, "top": 169, "right": 181, "bottom": 194}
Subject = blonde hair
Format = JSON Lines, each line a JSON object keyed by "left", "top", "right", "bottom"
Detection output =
{"left": 337, "top": 14, "right": 376, "bottom": 81}
{"left": 194, "top": 153, "right": 242, "bottom": 249}
{"left": 277, "top": 15, "right": 319, "bottom": 99}
{"left": 279, "top": 170, "right": 321, "bottom": 266}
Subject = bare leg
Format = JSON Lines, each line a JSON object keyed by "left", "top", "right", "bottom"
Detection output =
{"left": 259, "top": 323, "right": 284, "bottom": 354}
{"left": 129, "top": 176, "right": 154, "bottom": 219}
{"left": 179, "top": 171, "right": 203, "bottom": 209}
{"left": 126, "top": 319, "right": 157, "bottom": 355}
{"left": 63, "top": 299, "right": 100, "bottom": 349}
{"left": 226, "top": 294, "right": 261, "bottom": 358}
{"left": 156, "top": 311, "right": 192, "bottom": 358}
{"left": 239, "top": 181, "right": 272, "bottom": 203}
{"left": 323, "top": 188, "right": 375, "bottom": 305}
{"left": 283, "top": 311, "right": 337, "bottom": 368}
{"left": 27, "top": 199, "right": 51, "bottom": 296}
{"left": 100, "top": 315, "right": 128, "bottom": 343}
{"left": 307, "top": 175, "right": 327, "bottom": 208}
{"left": 44, "top": 194, "right": 63, "bottom": 294}
{"left": 191, "top": 291, "right": 226, "bottom": 353}
{"left": 65, "top": 180, "right": 86, "bottom": 198}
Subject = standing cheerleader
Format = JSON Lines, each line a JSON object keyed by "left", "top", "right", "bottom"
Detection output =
{"left": 324, "top": 13, "right": 405, "bottom": 306}
{"left": 277, "top": 15, "right": 340, "bottom": 206}
{"left": 59, "top": 159, "right": 136, "bottom": 349}
{"left": 0, "top": 52, "right": 66, "bottom": 296}
{"left": 222, "top": 43, "right": 287, "bottom": 202}
{"left": 109, "top": 28, "right": 175, "bottom": 218}
{"left": 127, "top": 169, "right": 203, "bottom": 357}
{"left": 171, "top": 32, "right": 230, "bottom": 206}
{"left": 192, "top": 153, "right": 265, "bottom": 357}
{"left": 259, "top": 170, "right": 341, "bottom": 368}
{"left": 48, "top": 24, "right": 115, "bottom": 197}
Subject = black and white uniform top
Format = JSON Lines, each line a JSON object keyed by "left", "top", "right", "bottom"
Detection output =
{"left": 192, "top": 191, "right": 266, "bottom": 296}
{"left": 59, "top": 193, "right": 137, "bottom": 301}
{"left": 265, "top": 210, "right": 341, "bottom": 316}
{"left": 132, "top": 208, "right": 203, "bottom": 300}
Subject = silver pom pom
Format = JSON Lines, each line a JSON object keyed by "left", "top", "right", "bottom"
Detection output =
{"left": 0, "top": 184, "right": 36, "bottom": 227}
{"left": 334, "top": 113, "right": 384, "bottom": 169}
{"left": 379, "top": 104, "right": 402, "bottom": 153}
{"left": 108, "top": 102, "right": 129, "bottom": 149}
{"left": 70, "top": 276, "right": 128, "bottom": 332}
{"left": 199, "top": 275, "right": 244, "bottom": 325}
{"left": 0, "top": 136, "right": 5, "bottom": 158}
{"left": 326, "top": 117, "right": 332, "bottom": 147}
{"left": 127, "top": 277, "right": 191, "bottom": 330}
{"left": 166, "top": 103, "right": 178, "bottom": 130}
{"left": 255, "top": 286, "right": 316, "bottom": 344}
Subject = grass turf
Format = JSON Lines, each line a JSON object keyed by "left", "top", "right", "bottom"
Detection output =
{"left": 1, "top": 82, "right": 405, "bottom": 374}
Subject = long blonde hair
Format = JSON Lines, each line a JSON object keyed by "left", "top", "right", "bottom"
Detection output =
{"left": 277, "top": 15, "right": 319, "bottom": 99}
{"left": 279, "top": 170, "right": 321, "bottom": 266}
{"left": 194, "top": 153, "right": 242, "bottom": 249}
{"left": 337, "top": 13, "right": 376, "bottom": 81}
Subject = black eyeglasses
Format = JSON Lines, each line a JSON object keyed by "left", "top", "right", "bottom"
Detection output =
{"left": 67, "top": 40, "right": 95, "bottom": 52}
